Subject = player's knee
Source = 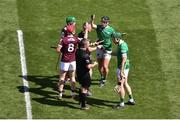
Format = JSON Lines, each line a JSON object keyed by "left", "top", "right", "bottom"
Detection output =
{"left": 71, "top": 78, "right": 76, "bottom": 83}
{"left": 119, "top": 80, "right": 125, "bottom": 86}
{"left": 104, "top": 66, "right": 109, "bottom": 73}
{"left": 124, "top": 82, "right": 129, "bottom": 87}
{"left": 59, "top": 80, "right": 65, "bottom": 85}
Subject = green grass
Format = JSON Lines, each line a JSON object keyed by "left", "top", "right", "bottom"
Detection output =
{"left": 0, "top": 0, "right": 180, "bottom": 119}
{"left": 0, "top": 0, "right": 26, "bottom": 118}
{"left": 147, "top": 0, "right": 180, "bottom": 117}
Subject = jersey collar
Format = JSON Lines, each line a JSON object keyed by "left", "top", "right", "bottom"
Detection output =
{"left": 67, "top": 34, "right": 74, "bottom": 37}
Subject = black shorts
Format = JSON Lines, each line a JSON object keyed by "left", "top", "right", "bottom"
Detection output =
{"left": 77, "top": 72, "right": 91, "bottom": 88}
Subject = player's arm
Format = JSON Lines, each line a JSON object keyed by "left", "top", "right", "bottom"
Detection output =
{"left": 90, "top": 40, "right": 103, "bottom": 46}
{"left": 88, "top": 40, "right": 104, "bottom": 52}
{"left": 90, "top": 14, "right": 97, "bottom": 29}
{"left": 86, "top": 61, "right": 98, "bottom": 69}
{"left": 56, "top": 39, "right": 62, "bottom": 53}
{"left": 84, "top": 22, "right": 89, "bottom": 39}
{"left": 56, "top": 28, "right": 65, "bottom": 52}
{"left": 120, "top": 53, "right": 127, "bottom": 78}
{"left": 87, "top": 46, "right": 96, "bottom": 52}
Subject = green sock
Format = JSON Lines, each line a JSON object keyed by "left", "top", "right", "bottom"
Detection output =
{"left": 129, "top": 94, "right": 133, "bottom": 99}
{"left": 120, "top": 98, "right": 124, "bottom": 103}
{"left": 101, "top": 76, "right": 105, "bottom": 80}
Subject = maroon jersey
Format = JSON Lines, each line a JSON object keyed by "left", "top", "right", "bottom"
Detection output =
{"left": 60, "top": 35, "right": 79, "bottom": 62}
{"left": 60, "top": 26, "right": 68, "bottom": 38}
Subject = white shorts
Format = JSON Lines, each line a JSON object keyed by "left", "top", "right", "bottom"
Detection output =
{"left": 60, "top": 61, "right": 76, "bottom": 71}
{"left": 96, "top": 48, "right": 111, "bottom": 60}
{"left": 116, "top": 68, "right": 129, "bottom": 80}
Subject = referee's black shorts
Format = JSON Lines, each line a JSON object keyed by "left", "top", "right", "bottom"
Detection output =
{"left": 77, "top": 72, "right": 91, "bottom": 88}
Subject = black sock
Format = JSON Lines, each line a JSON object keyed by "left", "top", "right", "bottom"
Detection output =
{"left": 79, "top": 89, "right": 82, "bottom": 104}
{"left": 81, "top": 93, "right": 86, "bottom": 107}
{"left": 71, "top": 89, "right": 75, "bottom": 93}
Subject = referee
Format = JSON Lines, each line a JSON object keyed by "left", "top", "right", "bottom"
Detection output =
{"left": 76, "top": 38, "right": 98, "bottom": 110}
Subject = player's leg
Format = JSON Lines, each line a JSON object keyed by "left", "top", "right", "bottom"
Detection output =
{"left": 97, "top": 58, "right": 103, "bottom": 77}
{"left": 87, "top": 69, "right": 93, "bottom": 96}
{"left": 96, "top": 48, "right": 104, "bottom": 81}
{"left": 69, "top": 61, "right": 76, "bottom": 98}
{"left": 79, "top": 87, "right": 89, "bottom": 110}
{"left": 69, "top": 71, "right": 76, "bottom": 98}
{"left": 103, "top": 54, "right": 111, "bottom": 79}
{"left": 89, "top": 68, "right": 93, "bottom": 77}
{"left": 99, "top": 52, "right": 111, "bottom": 87}
{"left": 58, "top": 70, "right": 67, "bottom": 99}
{"left": 79, "top": 73, "right": 91, "bottom": 110}
{"left": 124, "top": 69, "right": 135, "bottom": 105}
{"left": 64, "top": 73, "right": 70, "bottom": 84}
{"left": 113, "top": 68, "right": 125, "bottom": 109}
{"left": 119, "top": 78, "right": 125, "bottom": 107}
{"left": 58, "top": 62, "right": 69, "bottom": 99}
{"left": 113, "top": 78, "right": 126, "bottom": 109}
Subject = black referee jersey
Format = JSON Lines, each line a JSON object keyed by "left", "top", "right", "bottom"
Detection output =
{"left": 76, "top": 48, "right": 92, "bottom": 87}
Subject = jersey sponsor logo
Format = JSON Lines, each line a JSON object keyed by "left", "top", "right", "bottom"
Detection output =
{"left": 67, "top": 37, "right": 75, "bottom": 41}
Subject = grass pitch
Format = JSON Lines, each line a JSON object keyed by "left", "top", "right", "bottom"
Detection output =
{"left": 0, "top": 0, "right": 180, "bottom": 119}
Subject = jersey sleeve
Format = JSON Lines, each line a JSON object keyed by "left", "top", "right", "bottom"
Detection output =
{"left": 96, "top": 24, "right": 103, "bottom": 30}
{"left": 59, "top": 39, "right": 63, "bottom": 46}
{"left": 120, "top": 43, "right": 128, "bottom": 54}
{"left": 105, "top": 25, "right": 115, "bottom": 35}
{"left": 60, "top": 26, "right": 67, "bottom": 39}
{"left": 58, "top": 39, "right": 63, "bottom": 52}
{"left": 60, "top": 29, "right": 65, "bottom": 38}
{"left": 111, "top": 27, "right": 115, "bottom": 34}
{"left": 78, "top": 31, "right": 84, "bottom": 38}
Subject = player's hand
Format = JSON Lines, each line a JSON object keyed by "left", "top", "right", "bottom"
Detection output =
{"left": 120, "top": 72, "right": 126, "bottom": 79}
{"left": 56, "top": 46, "right": 61, "bottom": 53}
{"left": 97, "top": 45, "right": 103, "bottom": 49}
{"left": 84, "top": 22, "right": 89, "bottom": 30}
{"left": 91, "top": 14, "right": 95, "bottom": 20}
{"left": 93, "top": 61, "right": 98, "bottom": 66}
{"left": 90, "top": 42, "right": 97, "bottom": 46}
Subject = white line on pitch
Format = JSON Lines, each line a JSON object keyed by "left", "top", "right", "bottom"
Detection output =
{"left": 17, "top": 30, "right": 32, "bottom": 120}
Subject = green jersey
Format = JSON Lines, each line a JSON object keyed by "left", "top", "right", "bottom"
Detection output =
{"left": 117, "top": 40, "right": 130, "bottom": 69}
{"left": 96, "top": 25, "right": 115, "bottom": 51}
